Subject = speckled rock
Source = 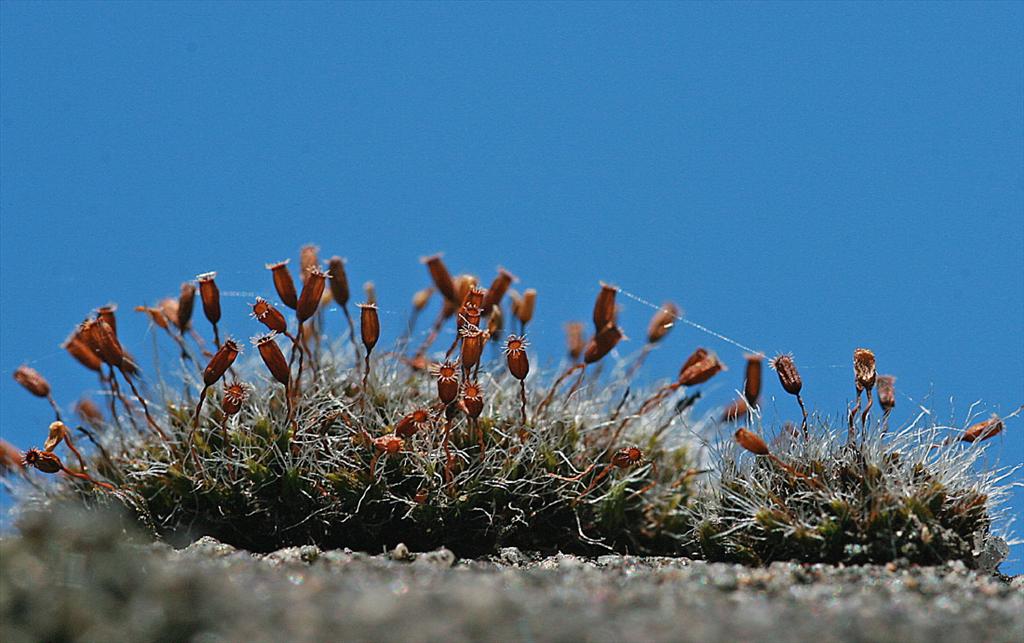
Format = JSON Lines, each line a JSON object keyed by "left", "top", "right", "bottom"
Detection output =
{"left": 181, "top": 535, "right": 238, "bottom": 558}
{"left": 2, "top": 506, "right": 1022, "bottom": 643}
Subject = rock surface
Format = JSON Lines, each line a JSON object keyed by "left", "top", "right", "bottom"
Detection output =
{"left": 1, "top": 507, "right": 1022, "bottom": 642}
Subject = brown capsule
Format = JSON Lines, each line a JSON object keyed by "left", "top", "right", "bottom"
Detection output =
{"left": 422, "top": 254, "right": 458, "bottom": 304}
{"left": 565, "top": 321, "right": 585, "bottom": 361}
{"left": 961, "top": 415, "right": 1004, "bottom": 443}
{"left": 853, "top": 348, "right": 877, "bottom": 392}
{"left": 483, "top": 268, "right": 516, "bottom": 312}
{"left": 463, "top": 286, "right": 485, "bottom": 310}
{"left": 770, "top": 353, "right": 803, "bottom": 396}
{"left": 91, "top": 319, "right": 125, "bottom": 368}
{"left": 508, "top": 289, "right": 522, "bottom": 319}
{"left": 299, "top": 244, "right": 320, "bottom": 282}
{"left": 395, "top": 408, "right": 432, "bottom": 438}
{"left": 78, "top": 319, "right": 102, "bottom": 352}
{"left": 678, "top": 348, "right": 705, "bottom": 374}
{"left": 735, "top": 427, "right": 770, "bottom": 456}
{"left": 721, "top": 397, "right": 749, "bottom": 422}
{"left": 677, "top": 348, "right": 725, "bottom": 386}
{"left": 203, "top": 339, "right": 240, "bottom": 386}
{"left": 459, "top": 324, "right": 487, "bottom": 371}
{"left": 461, "top": 381, "right": 484, "bottom": 419}
{"left": 296, "top": 268, "right": 327, "bottom": 323}
{"left": 406, "top": 355, "right": 429, "bottom": 372}
{"left": 159, "top": 298, "right": 180, "bottom": 329}
{"left": 504, "top": 335, "right": 530, "bottom": 381}
{"left": 266, "top": 260, "right": 299, "bottom": 309}
{"left": 876, "top": 375, "right": 896, "bottom": 411}
{"left": 373, "top": 435, "right": 404, "bottom": 454}
{"left": 44, "top": 420, "right": 69, "bottom": 452}
{"left": 458, "top": 303, "right": 483, "bottom": 333}
{"left": 460, "top": 296, "right": 483, "bottom": 331}
{"left": 252, "top": 333, "right": 289, "bottom": 385}
{"left": 135, "top": 305, "right": 170, "bottom": 331}
{"left": 197, "top": 272, "right": 221, "bottom": 325}
{"left": 611, "top": 446, "right": 643, "bottom": 468}
{"left": 327, "top": 256, "right": 351, "bottom": 307}
{"left": 177, "top": 282, "right": 197, "bottom": 331}
{"left": 359, "top": 303, "right": 380, "bottom": 353}
{"left": 96, "top": 304, "right": 118, "bottom": 336}
{"left": 744, "top": 354, "right": 763, "bottom": 405}
{"left": 221, "top": 382, "right": 249, "bottom": 416}
{"left": 13, "top": 365, "right": 50, "bottom": 398}
{"left": 584, "top": 324, "right": 624, "bottom": 364}
{"left": 412, "top": 287, "right": 434, "bottom": 311}
{"left": 452, "top": 276, "right": 477, "bottom": 313}
{"left": 23, "top": 448, "right": 63, "bottom": 474}
{"left": 0, "top": 439, "right": 25, "bottom": 475}
{"left": 433, "top": 360, "right": 460, "bottom": 405}
{"left": 62, "top": 329, "right": 103, "bottom": 373}
{"left": 252, "top": 297, "right": 288, "bottom": 333}
{"left": 75, "top": 398, "right": 104, "bottom": 425}
{"left": 646, "top": 302, "right": 679, "bottom": 344}
{"left": 592, "top": 282, "right": 618, "bottom": 333}
{"left": 516, "top": 289, "right": 536, "bottom": 326}
{"left": 487, "top": 304, "right": 504, "bottom": 340}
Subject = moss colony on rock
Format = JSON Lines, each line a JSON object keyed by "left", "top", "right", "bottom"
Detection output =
{"left": 2, "top": 247, "right": 1018, "bottom": 567}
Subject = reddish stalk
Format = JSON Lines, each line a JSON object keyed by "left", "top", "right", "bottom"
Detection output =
{"left": 294, "top": 322, "right": 307, "bottom": 399}
{"left": 73, "top": 424, "right": 112, "bottom": 465}
{"left": 573, "top": 463, "right": 614, "bottom": 503}
{"left": 219, "top": 416, "right": 235, "bottom": 475}
{"left": 473, "top": 418, "right": 486, "bottom": 457}
{"left": 61, "top": 433, "right": 89, "bottom": 473}
{"left": 518, "top": 381, "right": 528, "bottom": 441}
{"left": 361, "top": 352, "right": 371, "bottom": 408}
{"left": 797, "top": 394, "right": 808, "bottom": 438}
{"left": 848, "top": 391, "right": 862, "bottom": 442}
{"left": 189, "top": 385, "right": 210, "bottom": 430}
{"left": 563, "top": 363, "right": 588, "bottom": 405}
{"left": 118, "top": 368, "right": 168, "bottom": 442}
{"left": 413, "top": 309, "right": 447, "bottom": 359}
{"left": 100, "top": 373, "right": 123, "bottom": 432}
{"left": 369, "top": 451, "right": 382, "bottom": 478}
{"left": 626, "top": 344, "right": 653, "bottom": 379}
{"left": 442, "top": 415, "right": 454, "bottom": 485}
{"left": 626, "top": 461, "right": 659, "bottom": 500}
{"left": 45, "top": 394, "right": 63, "bottom": 423}
{"left": 768, "top": 454, "right": 824, "bottom": 489}
{"left": 61, "top": 465, "right": 115, "bottom": 491}
{"left": 106, "top": 366, "right": 140, "bottom": 433}
{"left": 537, "top": 362, "right": 585, "bottom": 414}
{"left": 342, "top": 304, "right": 358, "bottom": 352}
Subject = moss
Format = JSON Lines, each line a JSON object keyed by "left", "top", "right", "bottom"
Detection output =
{"left": 690, "top": 418, "right": 1013, "bottom": 568}
{"left": 3, "top": 260, "right": 1014, "bottom": 568}
{"left": 10, "top": 345, "right": 704, "bottom": 556}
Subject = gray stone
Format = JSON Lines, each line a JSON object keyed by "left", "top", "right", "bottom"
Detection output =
{"left": 390, "top": 542, "right": 413, "bottom": 562}
{"left": 412, "top": 547, "right": 457, "bottom": 568}
{"left": 3, "top": 507, "right": 1022, "bottom": 643}
{"left": 181, "top": 536, "right": 237, "bottom": 558}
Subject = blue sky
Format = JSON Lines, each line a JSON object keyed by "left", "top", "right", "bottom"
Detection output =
{"left": 2, "top": 2, "right": 1022, "bottom": 570}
